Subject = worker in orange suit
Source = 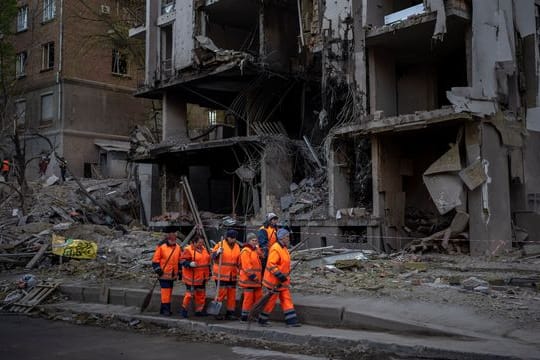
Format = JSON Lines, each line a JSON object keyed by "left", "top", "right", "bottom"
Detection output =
{"left": 151, "top": 232, "right": 181, "bottom": 316}
{"left": 238, "top": 232, "right": 263, "bottom": 321}
{"left": 257, "top": 212, "right": 279, "bottom": 266}
{"left": 1, "top": 159, "right": 10, "bottom": 180}
{"left": 258, "top": 228, "right": 301, "bottom": 327}
{"left": 211, "top": 229, "right": 241, "bottom": 320}
{"left": 180, "top": 233, "right": 211, "bottom": 318}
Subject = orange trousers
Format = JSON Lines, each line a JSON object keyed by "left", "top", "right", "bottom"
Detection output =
{"left": 182, "top": 287, "right": 206, "bottom": 312}
{"left": 159, "top": 279, "right": 174, "bottom": 304}
{"left": 216, "top": 281, "right": 237, "bottom": 312}
{"left": 258, "top": 287, "right": 298, "bottom": 325}
{"left": 240, "top": 287, "right": 263, "bottom": 318}
{"left": 160, "top": 288, "right": 172, "bottom": 304}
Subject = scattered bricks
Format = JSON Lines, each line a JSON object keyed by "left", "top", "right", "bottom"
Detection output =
{"left": 462, "top": 277, "right": 489, "bottom": 291}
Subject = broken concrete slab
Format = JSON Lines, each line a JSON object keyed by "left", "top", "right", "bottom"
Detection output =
{"left": 459, "top": 160, "right": 487, "bottom": 190}
{"left": 462, "top": 277, "right": 489, "bottom": 291}
{"left": 446, "top": 89, "right": 498, "bottom": 116}
{"left": 423, "top": 174, "right": 463, "bottom": 215}
{"left": 423, "top": 144, "right": 461, "bottom": 175}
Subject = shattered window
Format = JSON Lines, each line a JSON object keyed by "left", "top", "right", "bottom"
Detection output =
{"left": 161, "top": 0, "right": 175, "bottom": 15}
{"left": 112, "top": 49, "right": 128, "bottom": 75}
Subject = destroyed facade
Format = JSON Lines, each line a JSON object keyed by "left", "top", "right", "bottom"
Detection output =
{"left": 8, "top": 0, "right": 150, "bottom": 178}
{"left": 132, "top": 0, "right": 540, "bottom": 255}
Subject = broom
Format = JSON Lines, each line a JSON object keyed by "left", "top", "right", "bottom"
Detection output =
{"left": 140, "top": 240, "right": 179, "bottom": 313}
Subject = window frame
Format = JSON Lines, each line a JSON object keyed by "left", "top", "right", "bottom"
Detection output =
{"left": 16, "top": 51, "right": 27, "bottom": 78}
{"left": 17, "top": 6, "right": 29, "bottom": 32}
{"left": 41, "top": 42, "right": 54, "bottom": 71}
{"left": 111, "top": 48, "right": 129, "bottom": 76}
{"left": 40, "top": 92, "right": 54, "bottom": 124}
{"left": 42, "top": 0, "right": 56, "bottom": 22}
{"left": 14, "top": 99, "right": 27, "bottom": 128}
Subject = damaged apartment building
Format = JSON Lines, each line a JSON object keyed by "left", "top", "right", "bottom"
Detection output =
{"left": 133, "top": 0, "right": 540, "bottom": 255}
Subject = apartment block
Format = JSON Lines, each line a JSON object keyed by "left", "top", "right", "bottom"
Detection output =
{"left": 10, "top": 0, "right": 150, "bottom": 178}
{"left": 133, "top": 0, "right": 540, "bottom": 255}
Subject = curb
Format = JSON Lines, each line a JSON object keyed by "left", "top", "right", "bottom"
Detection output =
{"left": 59, "top": 284, "right": 481, "bottom": 338}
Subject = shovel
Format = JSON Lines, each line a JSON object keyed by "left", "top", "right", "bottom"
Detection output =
{"left": 207, "top": 240, "right": 223, "bottom": 315}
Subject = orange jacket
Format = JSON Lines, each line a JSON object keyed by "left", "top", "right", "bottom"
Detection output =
{"left": 238, "top": 245, "right": 263, "bottom": 288}
{"left": 262, "top": 241, "right": 291, "bottom": 290}
{"left": 151, "top": 243, "right": 181, "bottom": 280}
{"left": 212, "top": 239, "right": 241, "bottom": 282}
{"left": 258, "top": 225, "right": 277, "bottom": 250}
{"left": 1, "top": 160, "right": 9, "bottom": 172}
{"left": 180, "top": 244, "right": 211, "bottom": 286}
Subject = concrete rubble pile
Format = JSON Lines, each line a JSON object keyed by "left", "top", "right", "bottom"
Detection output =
{"left": 281, "top": 172, "right": 328, "bottom": 220}
{"left": 0, "top": 178, "right": 152, "bottom": 272}
{"left": 129, "top": 125, "right": 157, "bottom": 158}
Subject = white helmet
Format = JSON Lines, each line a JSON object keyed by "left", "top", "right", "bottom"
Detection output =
{"left": 266, "top": 212, "right": 278, "bottom": 222}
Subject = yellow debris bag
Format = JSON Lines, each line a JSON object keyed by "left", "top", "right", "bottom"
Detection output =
{"left": 52, "top": 234, "right": 98, "bottom": 259}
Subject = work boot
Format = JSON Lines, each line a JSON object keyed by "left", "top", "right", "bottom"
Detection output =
{"left": 287, "top": 322, "right": 302, "bottom": 328}
{"left": 258, "top": 319, "right": 271, "bottom": 327}
{"left": 195, "top": 311, "right": 207, "bottom": 317}
{"left": 240, "top": 315, "right": 248, "bottom": 322}
{"left": 180, "top": 308, "right": 188, "bottom": 318}
{"left": 160, "top": 303, "right": 172, "bottom": 316}
{"left": 225, "top": 311, "right": 237, "bottom": 320}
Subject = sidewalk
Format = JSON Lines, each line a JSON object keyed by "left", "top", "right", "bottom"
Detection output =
{"left": 54, "top": 282, "right": 540, "bottom": 359}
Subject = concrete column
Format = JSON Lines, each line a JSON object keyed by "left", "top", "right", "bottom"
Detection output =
{"left": 260, "top": 146, "right": 292, "bottom": 218}
{"left": 137, "top": 163, "right": 161, "bottom": 225}
{"left": 328, "top": 139, "right": 352, "bottom": 217}
{"left": 162, "top": 92, "right": 188, "bottom": 141}
{"left": 145, "top": 0, "right": 158, "bottom": 85}
{"left": 468, "top": 123, "right": 512, "bottom": 256}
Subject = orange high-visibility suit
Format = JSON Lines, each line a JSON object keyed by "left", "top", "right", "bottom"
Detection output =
{"left": 258, "top": 240, "right": 299, "bottom": 326}
{"left": 257, "top": 225, "right": 277, "bottom": 262}
{"left": 151, "top": 242, "right": 181, "bottom": 315}
{"left": 212, "top": 239, "right": 241, "bottom": 314}
{"left": 180, "top": 244, "right": 211, "bottom": 314}
{"left": 238, "top": 244, "right": 263, "bottom": 320}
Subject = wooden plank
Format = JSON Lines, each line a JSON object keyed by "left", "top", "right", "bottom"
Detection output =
{"left": 25, "top": 244, "right": 49, "bottom": 269}
{"left": 180, "top": 176, "right": 210, "bottom": 249}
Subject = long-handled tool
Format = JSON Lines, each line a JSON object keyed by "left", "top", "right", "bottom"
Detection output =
{"left": 140, "top": 240, "right": 178, "bottom": 313}
{"left": 206, "top": 239, "right": 223, "bottom": 315}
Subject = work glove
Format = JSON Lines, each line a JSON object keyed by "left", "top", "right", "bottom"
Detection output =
{"left": 216, "top": 247, "right": 223, "bottom": 255}
{"left": 189, "top": 261, "right": 197, "bottom": 268}
{"left": 276, "top": 273, "right": 287, "bottom": 283}
{"left": 155, "top": 268, "right": 164, "bottom": 276}
{"left": 248, "top": 273, "right": 257, "bottom": 281}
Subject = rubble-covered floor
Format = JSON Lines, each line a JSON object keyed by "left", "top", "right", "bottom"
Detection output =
{"left": 1, "top": 181, "right": 539, "bottom": 335}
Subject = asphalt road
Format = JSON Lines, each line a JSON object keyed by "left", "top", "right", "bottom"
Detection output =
{"left": 0, "top": 314, "right": 326, "bottom": 360}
